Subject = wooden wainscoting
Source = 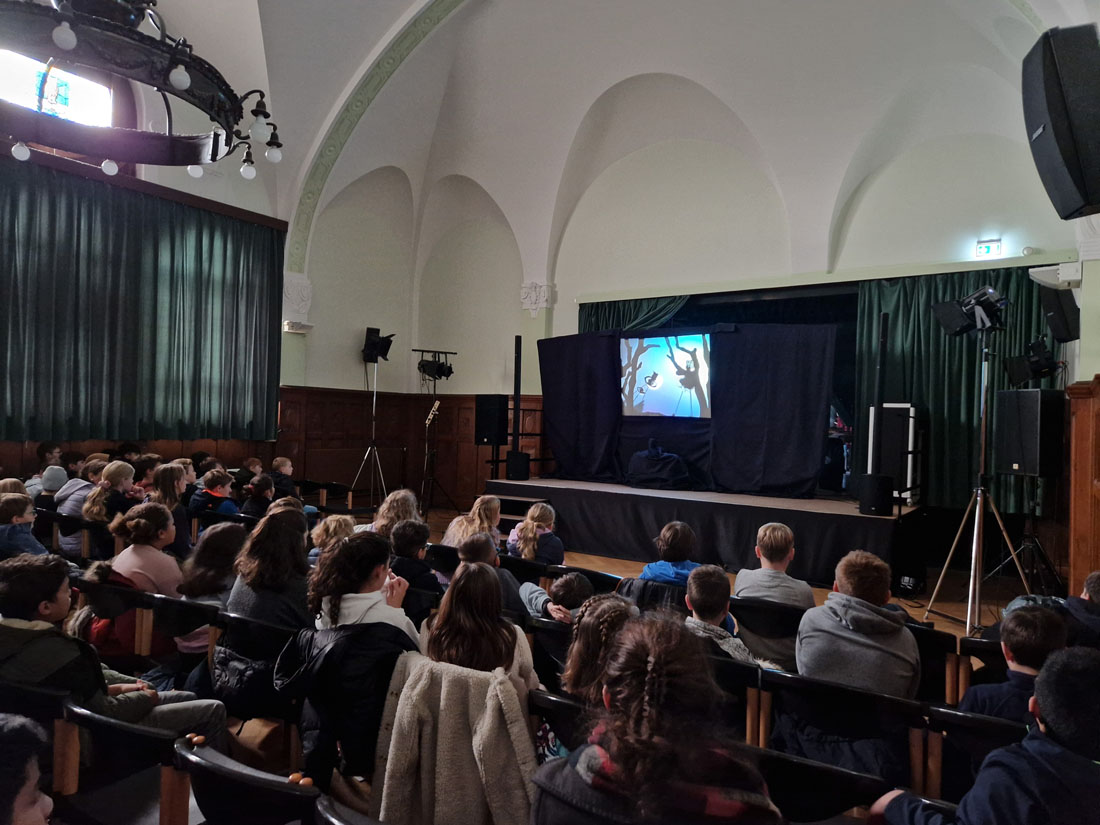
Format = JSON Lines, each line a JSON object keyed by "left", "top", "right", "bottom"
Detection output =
{"left": 1068, "top": 377, "right": 1100, "bottom": 595}
{"left": 275, "top": 386, "right": 551, "bottom": 510}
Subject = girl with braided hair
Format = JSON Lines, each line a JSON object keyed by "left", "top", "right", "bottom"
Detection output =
{"left": 533, "top": 613, "right": 782, "bottom": 825}
{"left": 560, "top": 593, "right": 637, "bottom": 706}
{"left": 109, "top": 502, "right": 182, "bottom": 596}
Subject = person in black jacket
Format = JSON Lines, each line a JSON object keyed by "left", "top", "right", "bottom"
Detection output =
{"left": 457, "top": 532, "right": 525, "bottom": 616}
{"left": 266, "top": 457, "right": 299, "bottom": 501}
{"left": 389, "top": 519, "right": 442, "bottom": 628}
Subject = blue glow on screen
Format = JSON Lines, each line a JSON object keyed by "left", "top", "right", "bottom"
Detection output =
{"left": 620, "top": 334, "right": 711, "bottom": 418}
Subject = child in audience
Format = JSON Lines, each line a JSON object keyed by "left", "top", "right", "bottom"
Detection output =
{"left": 871, "top": 647, "right": 1100, "bottom": 825}
{"left": 131, "top": 454, "right": 163, "bottom": 493}
{"left": 226, "top": 509, "right": 312, "bottom": 633}
{"left": 172, "top": 458, "right": 198, "bottom": 506}
{"left": 115, "top": 443, "right": 143, "bottom": 463}
{"left": 22, "top": 442, "right": 62, "bottom": 499}
{"left": 796, "top": 550, "right": 920, "bottom": 698}
{"left": 639, "top": 520, "right": 700, "bottom": 584}
{"left": 30, "top": 466, "right": 67, "bottom": 545}
{"left": 240, "top": 474, "right": 275, "bottom": 519}
{"left": 60, "top": 450, "right": 85, "bottom": 479}
{"left": 0, "top": 479, "right": 27, "bottom": 495}
{"left": 1063, "top": 569, "right": 1100, "bottom": 648}
{"left": 267, "top": 456, "right": 298, "bottom": 500}
{"left": 308, "top": 531, "right": 416, "bottom": 643}
{"left": 422, "top": 561, "right": 539, "bottom": 705}
{"left": 0, "top": 495, "right": 47, "bottom": 560}
{"left": 83, "top": 460, "right": 142, "bottom": 557}
{"left": 234, "top": 457, "right": 264, "bottom": 493}
{"left": 186, "top": 469, "right": 240, "bottom": 518}
{"left": 685, "top": 564, "right": 759, "bottom": 665}
{"left": 55, "top": 458, "right": 105, "bottom": 558}
{"left": 109, "top": 502, "right": 183, "bottom": 597}
{"left": 520, "top": 572, "right": 594, "bottom": 622}
{"left": 0, "top": 713, "right": 53, "bottom": 825}
{"left": 506, "top": 502, "right": 565, "bottom": 565}
{"left": 958, "top": 606, "right": 1065, "bottom": 725}
{"left": 194, "top": 457, "right": 225, "bottom": 493}
{"left": 179, "top": 522, "right": 247, "bottom": 609}
{"left": 389, "top": 519, "right": 443, "bottom": 628}
{"left": 456, "top": 532, "right": 526, "bottom": 614}
{"left": 0, "top": 554, "right": 228, "bottom": 750}
{"left": 442, "top": 494, "right": 502, "bottom": 548}
{"left": 533, "top": 613, "right": 782, "bottom": 824}
{"left": 147, "top": 463, "right": 192, "bottom": 560}
{"left": 368, "top": 488, "right": 422, "bottom": 538}
{"left": 560, "top": 593, "right": 637, "bottom": 706}
{"left": 307, "top": 514, "right": 356, "bottom": 566}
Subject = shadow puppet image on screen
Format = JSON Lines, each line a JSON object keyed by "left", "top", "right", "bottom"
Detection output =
{"left": 621, "top": 333, "right": 711, "bottom": 418}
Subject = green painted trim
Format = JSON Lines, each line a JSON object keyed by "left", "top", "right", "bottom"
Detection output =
{"left": 285, "top": 0, "right": 467, "bottom": 273}
{"left": 574, "top": 248, "right": 1078, "bottom": 303}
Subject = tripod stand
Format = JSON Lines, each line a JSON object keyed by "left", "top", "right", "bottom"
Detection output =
{"left": 924, "top": 327, "right": 1031, "bottom": 635}
{"left": 419, "top": 381, "right": 458, "bottom": 516}
{"left": 984, "top": 475, "right": 1063, "bottom": 595}
{"left": 350, "top": 360, "right": 387, "bottom": 508}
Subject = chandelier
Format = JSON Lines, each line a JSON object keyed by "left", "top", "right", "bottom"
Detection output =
{"left": 0, "top": 0, "right": 281, "bottom": 179}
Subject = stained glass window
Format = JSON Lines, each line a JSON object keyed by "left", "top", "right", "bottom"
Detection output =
{"left": 0, "top": 50, "right": 112, "bottom": 127}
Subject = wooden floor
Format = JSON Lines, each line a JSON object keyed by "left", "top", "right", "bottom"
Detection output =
{"left": 427, "top": 509, "right": 1027, "bottom": 639}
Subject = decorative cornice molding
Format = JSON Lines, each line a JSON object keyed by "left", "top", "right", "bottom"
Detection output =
{"left": 521, "top": 281, "right": 552, "bottom": 317}
{"left": 285, "top": 0, "right": 468, "bottom": 274}
{"left": 1076, "top": 214, "right": 1100, "bottom": 261}
{"left": 283, "top": 271, "right": 313, "bottom": 324}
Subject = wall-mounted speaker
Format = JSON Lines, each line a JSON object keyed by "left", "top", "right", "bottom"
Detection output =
{"left": 474, "top": 395, "right": 509, "bottom": 446}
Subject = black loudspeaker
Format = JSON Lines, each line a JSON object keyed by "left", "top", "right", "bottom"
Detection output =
{"left": 506, "top": 450, "right": 530, "bottom": 481}
{"left": 1038, "top": 285, "right": 1081, "bottom": 342}
{"left": 474, "top": 395, "right": 509, "bottom": 446}
{"left": 994, "top": 389, "right": 1064, "bottom": 477}
{"left": 1022, "top": 25, "right": 1100, "bottom": 219}
{"left": 858, "top": 474, "right": 894, "bottom": 516}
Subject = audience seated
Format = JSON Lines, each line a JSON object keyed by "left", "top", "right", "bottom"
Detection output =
{"left": 0, "top": 479, "right": 27, "bottom": 495}
{"left": 421, "top": 562, "right": 539, "bottom": 706}
{"left": 172, "top": 457, "right": 198, "bottom": 506}
{"left": 193, "top": 457, "right": 225, "bottom": 494}
{"left": 22, "top": 442, "right": 62, "bottom": 499}
{"left": 0, "top": 495, "right": 47, "bottom": 561}
{"left": 147, "top": 462, "right": 192, "bottom": 560}
{"left": 234, "top": 457, "right": 264, "bottom": 494}
{"left": 0, "top": 713, "right": 53, "bottom": 825}
{"left": 309, "top": 532, "right": 416, "bottom": 644}
{"left": 959, "top": 606, "right": 1065, "bottom": 725}
{"left": 108, "top": 503, "right": 183, "bottom": 597}
{"left": 179, "top": 523, "right": 247, "bottom": 609}
{"left": 240, "top": 474, "right": 275, "bottom": 519}
{"left": 266, "top": 457, "right": 298, "bottom": 501}
{"left": 226, "top": 510, "right": 312, "bottom": 634}
{"left": 871, "top": 647, "right": 1100, "bottom": 825}
{"left": 115, "top": 443, "right": 143, "bottom": 463}
{"left": 442, "top": 494, "right": 503, "bottom": 549}
{"left": 82, "top": 460, "right": 142, "bottom": 558}
{"left": 59, "top": 450, "right": 85, "bottom": 479}
{"left": 797, "top": 550, "right": 920, "bottom": 699}
{"left": 506, "top": 502, "right": 565, "bottom": 566}
{"left": 0, "top": 554, "right": 227, "bottom": 750}
{"left": 389, "top": 519, "right": 443, "bottom": 628}
{"left": 639, "top": 520, "right": 700, "bottom": 585}
{"left": 532, "top": 612, "right": 782, "bottom": 825}
{"left": 685, "top": 564, "right": 760, "bottom": 666}
{"left": 520, "top": 572, "right": 594, "bottom": 622}
{"left": 30, "top": 467, "right": 67, "bottom": 546}
{"left": 1064, "top": 570, "right": 1100, "bottom": 649}
{"left": 55, "top": 458, "right": 106, "bottom": 558}
{"left": 307, "top": 514, "right": 356, "bottom": 567}
{"left": 367, "top": 489, "right": 422, "bottom": 538}
{"left": 187, "top": 469, "right": 240, "bottom": 518}
{"left": 131, "top": 453, "right": 163, "bottom": 493}
{"left": 560, "top": 593, "right": 637, "bottom": 706}
{"left": 456, "top": 532, "right": 525, "bottom": 614}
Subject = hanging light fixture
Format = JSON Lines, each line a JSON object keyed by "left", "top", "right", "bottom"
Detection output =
{"left": 0, "top": 1, "right": 284, "bottom": 178}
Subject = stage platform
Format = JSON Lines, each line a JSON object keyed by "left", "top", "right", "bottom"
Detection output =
{"left": 485, "top": 478, "right": 917, "bottom": 587}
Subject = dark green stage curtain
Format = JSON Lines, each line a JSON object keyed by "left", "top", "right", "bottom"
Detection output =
{"left": 578, "top": 294, "right": 689, "bottom": 332}
{"left": 855, "top": 268, "right": 1050, "bottom": 511}
{"left": 0, "top": 156, "right": 283, "bottom": 441}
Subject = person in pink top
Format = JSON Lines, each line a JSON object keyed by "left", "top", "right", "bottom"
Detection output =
{"left": 109, "top": 503, "right": 183, "bottom": 597}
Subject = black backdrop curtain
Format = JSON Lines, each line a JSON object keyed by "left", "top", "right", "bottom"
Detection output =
{"left": 578, "top": 295, "right": 689, "bottom": 333}
{"left": 541, "top": 325, "right": 836, "bottom": 495}
{"left": 854, "top": 268, "right": 1050, "bottom": 511}
{"left": 0, "top": 156, "right": 283, "bottom": 441}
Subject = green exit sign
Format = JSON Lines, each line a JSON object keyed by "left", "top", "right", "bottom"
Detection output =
{"left": 975, "top": 239, "right": 1001, "bottom": 258}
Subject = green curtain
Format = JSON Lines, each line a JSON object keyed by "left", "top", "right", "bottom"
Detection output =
{"left": 0, "top": 155, "right": 284, "bottom": 441}
{"left": 578, "top": 294, "right": 689, "bottom": 332}
{"left": 855, "top": 268, "right": 1051, "bottom": 511}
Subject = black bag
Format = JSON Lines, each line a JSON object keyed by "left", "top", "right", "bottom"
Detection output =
{"left": 211, "top": 645, "right": 293, "bottom": 721}
{"left": 625, "top": 439, "right": 691, "bottom": 490}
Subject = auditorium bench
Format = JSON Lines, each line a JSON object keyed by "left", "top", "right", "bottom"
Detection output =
{"left": 0, "top": 681, "right": 77, "bottom": 794}
{"left": 544, "top": 563, "right": 622, "bottom": 593}
{"left": 497, "top": 553, "right": 548, "bottom": 585}
{"left": 425, "top": 542, "right": 459, "bottom": 577}
{"left": 614, "top": 577, "right": 690, "bottom": 615}
{"left": 957, "top": 636, "right": 1007, "bottom": 698}
{"left": 906, "top": 622, "right": 961, "bottom": 704}
{"left": 34, "top": 508, "right": 95, "bottom": 558}
{"left": 727, "top": 595, "right": 806, "bottom": 640}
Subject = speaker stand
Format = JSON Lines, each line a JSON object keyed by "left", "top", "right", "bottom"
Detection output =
{"left": 984, "top": 476, "right": 1063, "bottom": 595}
{"left": 350, "top": 360, "right": 387, "bottom": 508}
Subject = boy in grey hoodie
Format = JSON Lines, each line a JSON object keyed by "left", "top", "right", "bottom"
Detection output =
{"left": 796, "top": 550, "right": 920, "bottom": 699}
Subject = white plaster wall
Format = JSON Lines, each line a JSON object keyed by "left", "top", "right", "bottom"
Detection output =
{"left": 301, "top": 167, "right": 416, "bottom": 392}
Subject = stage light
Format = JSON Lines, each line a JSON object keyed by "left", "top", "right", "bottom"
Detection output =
{"left": 361, "top": 327, "right": 394, "bottom": 363}
{"left": 418, "top": 359, "right": 454, "bottom": 380}
{"left": 932, "top": 286, "right": 1006, "bottom": 336}
{"left": 1005, "top": 338, "right": 1060, "bottom": 386}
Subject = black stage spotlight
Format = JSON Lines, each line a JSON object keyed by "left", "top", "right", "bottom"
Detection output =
{"left": 932, "top": 286, "right": 1007, "bottom": 336}
{"left": 417, "top": 359, "right": 454, "bottom": 380}
{"left": 1005, "top": 337, "right": 1060, "bottom": 386}
{"left": 361, "top": 327, "right": 394, "bottom": 363}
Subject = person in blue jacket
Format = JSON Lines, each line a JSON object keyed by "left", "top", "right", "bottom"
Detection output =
{"left": 0, "top": 494, "right": 47, "bottom": 560}
{"left": 869, "top": 647, "right": 1100, "bottom": 825}
{"left": 639, "top": 521, "right": 699, "bottom": 584}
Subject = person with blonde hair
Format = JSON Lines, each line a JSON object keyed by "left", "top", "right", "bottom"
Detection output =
{"left": 368, "top": 489, "right": 422, "bottom": 538}
{"left": 82, "top": 460, "right": 140, "bottom": 558}
{"left": 505, "top": 501, "right": 564, "bottom": 565}
{"left": 441, "top": 495, "right": 501, "bottom": 548}
{"left": 307, "top": 515, "right": 357, "bottom": 566}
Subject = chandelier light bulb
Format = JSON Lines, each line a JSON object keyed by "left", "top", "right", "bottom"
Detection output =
{"left": 11, "top": 142, "right": 30, "bottom": 161}
{"left": 168, "top": 64, "right": 191, "bottom": 91}
{"left": 51, "top": 21, "right": 77, "bottom": 51}
{"left": 186, "top": 164, "right": 204, "bottom": 178}
{"left": 240, "top": 161, "right": 257, "bottom": 180}
{"left": 265, "top": 145, "right": 282, "bottom": 163}
{"left": 100, "top": 159, "right": 118, "bottom": 176}
{"left": 250, "top": 116, "right": 272, "bottom": 143}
